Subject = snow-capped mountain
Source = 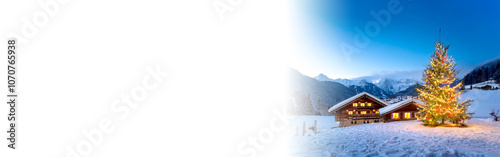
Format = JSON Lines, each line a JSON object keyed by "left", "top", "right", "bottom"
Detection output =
{"left": 375, "top": 78, "right": 420, "bottom": 94}
{"left": 314, "top": 73, "right": 422, "bottom": 98}
{"left": 314, "top": 73, "right": 335, "bottom": 82}
{"left": 348, "top": 80, "right": 392, "bottom": 99}
{"left": 313, "top": 73, "right": 361, "bottom": 87}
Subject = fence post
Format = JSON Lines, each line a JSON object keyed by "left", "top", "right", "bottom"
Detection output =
{"left": 314, "top": 120, "right": 317, "bottom": 134}
{"left": 302, "top": 121, "right": 306, "bottom": 136}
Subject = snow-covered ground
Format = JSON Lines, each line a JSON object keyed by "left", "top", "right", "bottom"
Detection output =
{"left": 461, "top": 89, "right": 500, "bottom": 118}
{"left": 288, "top": 90, "right": 500, "bottom": 157}
{"left": 289, "top": 118, "right": 500, "bottom": 157}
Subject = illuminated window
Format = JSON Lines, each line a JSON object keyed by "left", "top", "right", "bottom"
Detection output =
{"left": 361, "top": 111, "right": 366, "bottom": 114}
{"left": 353, "top": 103, "right": 358, "bottom": 107}
{"left": 360, "top": 103, "right": 365, "bottom": 107}
{"left": 367, "top": 103, "right": 371, "bottom": 106}
{"left": 404, "top": 112, "right": 411, "bottom": 119}
{"left": 392, "top": 113, "right": 400, "bottom": 119}
{"left": 348, "top": 111, "right": 353, "bottom": 115}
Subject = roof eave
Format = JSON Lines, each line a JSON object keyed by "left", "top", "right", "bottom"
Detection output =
{"left": 328, "top": 92, "right": 389, "bottom": 113}
{"left": 380, "top": 99, "right": 424, "bottom": 116}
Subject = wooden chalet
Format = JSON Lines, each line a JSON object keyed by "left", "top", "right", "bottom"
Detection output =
{"left": 379, "top": 98, "right": 425, "bottom": 122}
{"left": 328, "top": 92, "right": 425, "bottom": 127}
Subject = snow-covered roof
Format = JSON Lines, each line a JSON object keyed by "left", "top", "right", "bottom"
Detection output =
{"left": 471, "top": 81, "right": 500, "bottom": 88}
{"left": 328, "top": 92, "right": 389, "bottom": 113}
{"left": 379, "top": 98, "right": 425, "bottom": 116}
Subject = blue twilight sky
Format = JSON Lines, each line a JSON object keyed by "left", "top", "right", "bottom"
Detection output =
{"left": 291, "top": 0, "right": 500, "bottom": 79}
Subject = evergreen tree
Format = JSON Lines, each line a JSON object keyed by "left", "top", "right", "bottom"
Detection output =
{"left": 415, "top": 40, "right": 473, "bottom": 126}
{"left": 478, "top": 67, "right": 484, "bottom": 82}
{"left": 484, "top": 67, "right": 490, "bottom": 81}
{"left": 464, "top": 73, "right": 471, "bottom": 85}
{"left": 294, "top": 92, "right": 314, "bottom": 115}
{"left": 303, "top": 94, "right": 314, "bottom": 115}
{"left": 472, "top": 70, "right": 478, "bottom": 84}
{"left": 316, "top": 97, "right": 325, "bottom": 115}
{"left": 494, "top": 69, "right": 500, "bottom": 83}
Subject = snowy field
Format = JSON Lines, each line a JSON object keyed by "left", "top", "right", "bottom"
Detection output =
{"left": 461, "top": 89, "right": 500, "bottom": 118}
{"left": 288, "top": 90, "right": 500, "bottom": 157}
{"left": 289, "top": 118, "right": 500, "bottom": 157}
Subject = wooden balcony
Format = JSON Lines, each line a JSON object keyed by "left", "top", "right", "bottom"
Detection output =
{"left": 353, "top": 105, "right": 374, "bottom": 109}
{"left": 349, "top": 113, "right": 380, "bottom": 119}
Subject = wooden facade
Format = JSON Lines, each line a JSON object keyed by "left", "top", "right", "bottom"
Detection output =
{"left": 329, "top": 92, "right": 424, "bottom": 127}
{"left": 382, "top": 102, "right": 421, "bottom": 122}
{"left": 329, "top": 92, "right": 388, "bottom": 127}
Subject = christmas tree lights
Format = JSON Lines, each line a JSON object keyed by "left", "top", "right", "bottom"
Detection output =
{"left": 415, "top": 40, "right": 473, "bottom": 126}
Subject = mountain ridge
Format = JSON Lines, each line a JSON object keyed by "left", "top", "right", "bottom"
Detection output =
{"left": 463, "top": 57, "right": 500, "bottom": 85}
{"left": 313, "top": 73, "right": 422, "bottom": 98}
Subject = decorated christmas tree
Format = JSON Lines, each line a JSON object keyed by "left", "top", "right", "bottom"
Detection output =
{"left": 415, "top": 38, "right": 473, "bottom": 126}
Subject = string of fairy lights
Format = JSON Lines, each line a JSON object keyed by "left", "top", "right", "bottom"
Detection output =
{"left": 415, "top": 41, "right": 473, "bottom": 126}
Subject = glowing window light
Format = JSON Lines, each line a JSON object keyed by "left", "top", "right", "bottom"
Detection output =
{"left": 367, "top": 103, "right": 371, "bottom": 106}
{"left": 392, "top": 113, "right": 400, "bottom": 119}
{"left": 361, "top": 103, "right": 365, "bottom": 107}
{"left": 404, "top": 112, "right": 411, "bottom": 119}
{"left": 348, "top": 111, "right": 353, "bottom": 115}
{"left": 361, "top": 111, "right": 366, "bottom": 114}
{"left": 353, "top": 103, "right": 358, "bottom": 107}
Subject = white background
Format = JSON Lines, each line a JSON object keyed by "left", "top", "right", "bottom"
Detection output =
{"left": 0, "top": 0, "right": 305, "bottom": 156}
